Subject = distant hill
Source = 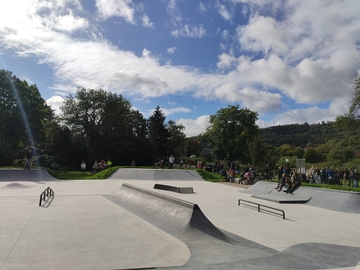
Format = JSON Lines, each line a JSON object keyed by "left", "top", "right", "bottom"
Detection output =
{"left": 259, "top": 122, "right": 343, "bottom": 148}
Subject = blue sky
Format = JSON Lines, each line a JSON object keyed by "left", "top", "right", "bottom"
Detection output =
{"left": 1, "top": 0, "right": 359, "bottom": 137}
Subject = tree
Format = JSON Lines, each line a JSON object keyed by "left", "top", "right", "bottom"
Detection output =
{"left": 0, "top": 70, "right": 53, "bottom": 165}
{"left": 200, "top": 105, "right": 259, "bottom": 161}
{"left": 148, "top": 106, "right": 170, "bottom": 159}
{"left": 167, "top": 120, "right": 186, "bottom": 158}
{"left": 335, "top": 73, "right": 360, "bottom": 133}
{"left": 60, "top": 87, "right": 150, "bottom": 166}
{"left": 304, "top": 148, "right": 322, "bottom": 163}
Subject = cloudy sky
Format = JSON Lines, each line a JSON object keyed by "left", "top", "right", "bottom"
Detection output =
{"left": 1, "top": 0, "right": 359, "bottom": 137}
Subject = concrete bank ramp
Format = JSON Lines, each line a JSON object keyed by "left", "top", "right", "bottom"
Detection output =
{"left": 0, "top": 169, "right": 57, "bottom": 182}
{"left": 105, "top": 183, "right": 277, "bottom": 268}
{"left": 108, "top": 168, "right": 204, "bottom": 181}
{"left": 243, "top": 181, "right": 360, "bottom": 214}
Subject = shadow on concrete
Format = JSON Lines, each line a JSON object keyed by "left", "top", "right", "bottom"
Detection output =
{"left": 0, "top": 169, "right": 56, "bottom": 183}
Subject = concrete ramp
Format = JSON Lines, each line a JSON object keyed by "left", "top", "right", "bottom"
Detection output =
{"left": 108, "top": 168, "right": 204, "bottom": 181}
{"left": 0, "top": 169, "right": 57, "bottom": 182}
{"left": 243, "top": 181, "right": 360, "bottom": 214}
{"left": 105, "top": 183, "right": 277, "bottom": 267}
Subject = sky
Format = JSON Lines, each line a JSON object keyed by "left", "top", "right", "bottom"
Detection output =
{"left": 0, "top": 0, "right": 360, "bottom": 137}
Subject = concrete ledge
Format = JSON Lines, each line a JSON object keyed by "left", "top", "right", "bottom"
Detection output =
{"left": 153, "top": 183, "right": 194, "bottom": 194}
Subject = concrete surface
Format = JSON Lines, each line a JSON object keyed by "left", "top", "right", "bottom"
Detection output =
{"left": 1, "top": 168, "right": 360, "bottom": 269}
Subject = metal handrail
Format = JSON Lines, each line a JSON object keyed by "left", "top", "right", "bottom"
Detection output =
{"left": 39, "top": 187, "right": 54, "bottom": 206}
{"left": 238, "top": 199, "right": 285, "bottom": 219}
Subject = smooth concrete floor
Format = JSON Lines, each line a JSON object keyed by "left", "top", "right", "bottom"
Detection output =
{"left": 0, "top": 170, "right": 359, "bottom": 269}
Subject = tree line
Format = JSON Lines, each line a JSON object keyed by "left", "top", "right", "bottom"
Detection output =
{"left": 0, "top": 70, "right": 202, "bottom": 168}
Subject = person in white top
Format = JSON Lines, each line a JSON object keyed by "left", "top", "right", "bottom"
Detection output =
{"left": 168, "top": 155, "right": 175, "bottom": 169}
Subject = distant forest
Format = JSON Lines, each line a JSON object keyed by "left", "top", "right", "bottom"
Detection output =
{"left": 260, "top": 122, "right": 342, "bottom": 148}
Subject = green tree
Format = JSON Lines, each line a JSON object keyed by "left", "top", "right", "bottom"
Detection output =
{"left": 279, "top": 144, "right": 294, "bottom": 157}
{"left": 335, "top": 73, "right": 360, "bottom": 133}
{"left": 294, "top": 147, "right": 305, "bottom": 158}
{"left": 60, "top": 88, "right": 151, "bottom": 166}
{"left": 0, "top": 70, "right": 53, "bottom": 165}
{"left": 200, "top": 105, "right": 259, "bottom": 161}
{"left": 184, "top": 137, "right": 202, "bottom": 158}
{"left": 148, "top": 106, "right": 170, "bottom": 159}
{"left": 167, "top": 120, "right": 186, "bottom": 159}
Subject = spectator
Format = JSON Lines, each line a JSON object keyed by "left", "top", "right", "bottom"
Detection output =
{"left": 310, "top": 172, "right": 321, "bottom": 184}
{"left": 352, "top": 169, "right": 359, "bottom": 188}
{"left": 275, "top": 173, "right": 286, "bottom": 191}
{"left": 131, "top": 160, "right": 135, "bottom": 166}
{"left": 349, "top": 168, "right": 355, "bottom": 187}
{"left": 284, "top": 171, "right": 301, "bottom": 194}
{"left": 24, "top": 149, "right": 33, "bottom": 170}
{"left": 81, "top": 161, "right": 86, "bottom": 174}
{"left": 179, "top": 160, "right": 183, "bottom": 168}
{"left": 320, "top": 167, "right": 327, "bottom": 184}
{"left": 168, "top": 155, "right": 175, "bottom": 169}
{"left": 227, "top": 169, "right": 236, "bottom": 183}
{"left": 93, "top": 160, "right": 99, "bottom": 172}
{"left": 107, "top": 159, "right": 112, "bottom": 168}
{"left": 277, "top": 166, "right": 283, "bottom": 181}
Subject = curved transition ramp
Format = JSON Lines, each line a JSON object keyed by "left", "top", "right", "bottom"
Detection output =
{"left": 243, "top": 181, "right": 360, "bottom": 214}
{"left": 0, "top": 169, "right": 57, "bottom": 182}
{"left": 108, "top": 168, "right": 204, "bottom": 181}
{"left": 105, "top": 183, "right": 360, "bottom": 269}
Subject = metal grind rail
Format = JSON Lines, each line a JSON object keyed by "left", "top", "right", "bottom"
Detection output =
{"left": 39, "top": 187, "right": 54, "bottom": 206}
{"left": 238, "top": 199, "right": 285, "bottom": 219}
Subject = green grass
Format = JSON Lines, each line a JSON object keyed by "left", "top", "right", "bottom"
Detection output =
{"left": 196, "top": 169, "right": 223, "bottom": 182}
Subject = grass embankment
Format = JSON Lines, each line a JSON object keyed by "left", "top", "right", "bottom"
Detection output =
{"left": 196, "top": 169, "right": 223, "bottom": 182}
{"left": 47, "top": 165, "right": 159, "bottom": 180}
{"left": 47, "top": 166, "right": 121, "bottom": 180}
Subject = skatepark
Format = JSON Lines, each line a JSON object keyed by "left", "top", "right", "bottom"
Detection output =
{"left": 0, "top": 168, "right": 359, "bottom": 269}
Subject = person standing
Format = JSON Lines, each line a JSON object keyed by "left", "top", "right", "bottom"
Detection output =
{"left": 81, "top": 161, "right": 86, "bottom": 174}
{"left": 107, "top": 159, "right": 112, "bottom": 168}
{"left": 24, "top": 149, "right": 33, "bottom": 170}
{"left": 93, "top": 160, "right": 99, "bottom": 173}
{"left": 168, "top": 155, "right": 175, "bottom": 169}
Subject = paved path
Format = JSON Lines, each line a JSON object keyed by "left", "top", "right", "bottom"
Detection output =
{"left": 0, "top": 169, "right": 359, "bottom": 269}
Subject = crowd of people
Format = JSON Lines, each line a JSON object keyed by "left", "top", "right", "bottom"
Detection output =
{"left": 306, "top": 166, "right": 359, "bottom": 188}
{"left": 80, "top": 159, "right": 112, "bottom": 174}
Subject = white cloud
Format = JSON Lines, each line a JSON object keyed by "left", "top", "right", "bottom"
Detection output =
{"left": 167, "top": 47, "right": 177, "bottom": 54}
{"left": 171, "top": 24, "right": 206, "bottom": 38}
{"left": 167, "top": 0, "right": 182, "bottom": 25}
{"left": 216, "top": 0, "right": 233, "bottom": 21}
{"left": 46, "top": 95, "right": 64, "bottom": 115}
{"left": 161, "top": 107, "right": 192, "bottom": 116}
{"left": 141, "top": 14, "right": 154, "bottom": 28}
{"left": 237, "top": 15, "right": 288, "bottom": 55}
{"left": 95, "top": 0, "right": 135, "bottom": 23}
{"left": 217, "top": 53, "right": 236, "bottom": 70}
{"left": 197, "top": 2, "right": 208, "bottom": 13}
{"left": 176, "top": 115, "right": 211, "bottom": 137}
{"left": 212, "top": 84, "right": 282, "bottom": 114}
